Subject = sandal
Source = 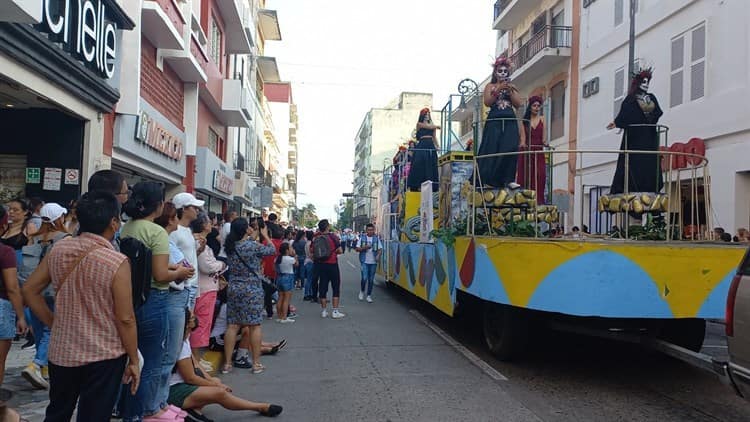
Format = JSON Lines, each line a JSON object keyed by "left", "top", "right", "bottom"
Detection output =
{"left": 221, "top": 364, "right": 232, "bottom": 374}
{"left": 252, "top": 363, "right": 266, "bottom": 374}
{"left": 259, "top": 404, "right": 283, "bottom": 417}
{"left": 277, "top": 339, "right": 287, "bottom": 351}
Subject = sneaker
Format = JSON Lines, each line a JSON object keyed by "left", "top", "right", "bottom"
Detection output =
{"left": 21, "top": 337, "right": 35, "bottom": 350}
{"left": 321, "top": 309, "right": 328, "bottom": 318}
{"left": 41, "top": 365, "right": 49, "bottom": 380}
{"left": 21, "top": 363, "right": 49, "bottom": 389}
{"left": 233, "top": 356, "right": 252, "bottom": 369}
{"left": 303, "top": 296, "right": 311, "bottom": 301}
{"left": 311, "top": 298, "right": 319, "bottom": 303}
{"left": 332, "top": 309, "right": 346, "bottom": 319}
{"left": 186, "top": 409, "right": 214, "bottom": 422}
{"left": 366, "top": 295, "right": 373, "bottom": 303}
{"left": 358, "top": 291, "right": 364, "bottom": 301}
{"left": 279, "top": 318, "right": 295, "bottom": 324}
{"left": 287, "top": 312, "right": 298, "bottom": 318}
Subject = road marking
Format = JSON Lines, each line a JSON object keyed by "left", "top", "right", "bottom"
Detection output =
{"left": 348, "top": 261, "right": 357, "bottom": 269}
{"left": 409, "top": 309, "right": 508, "bottom": 381}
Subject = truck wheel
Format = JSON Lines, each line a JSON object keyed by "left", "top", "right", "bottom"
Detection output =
{"left": 482, "top": 303, "right": 529, "bottom": 361}
{"left": 658, "top": 318, "right": 706, "bottom": 352}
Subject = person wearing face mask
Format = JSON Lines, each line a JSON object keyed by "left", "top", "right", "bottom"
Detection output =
{"left": 476, "top": 56, "right": 523, "bottom": 189}
{"left": 407, "top": 108, "right": 441, "bottom": 192}
{"left": 606, "top": 67, "right": 664, "bottom": 194}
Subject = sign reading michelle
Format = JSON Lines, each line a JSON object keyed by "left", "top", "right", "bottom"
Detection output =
{"left": 38, "top": 0, "right": 118, "bottom": 78}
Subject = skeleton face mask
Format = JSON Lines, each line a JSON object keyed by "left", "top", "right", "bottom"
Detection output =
{"left": 495, "top": 66, "right": 510, "bottom": 81}
{"left": 639, "top": 78, "right": 650, "bottom": 93}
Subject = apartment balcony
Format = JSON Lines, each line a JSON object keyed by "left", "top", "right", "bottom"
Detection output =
{"left": 258, "top": 9, "right": 282, "bottom": 41}
{"left": 289, "top": 133, "right": 297, "bottom": 146}
{"left": 493, "top": 0, "right": 543, "bottom": 31}
{"left": 141, "top": 0, "right": 184, "bottom": 50}
{"left": 288, "top": 149, "right": 297, "bottom": 167}
{"left": 509, "top": 26, "right": 572, "bottom": 87}
{"left": 214, "top": 0, "right": 252, "bottom": 54}
{"left": 257, "top": 56, "right": 280, "bottom": 83}
{"left": 0, "top": 0, "right": 41, "bottom": 23}
{"left": 160, "top": 33, "right": 208, "bottom": 83}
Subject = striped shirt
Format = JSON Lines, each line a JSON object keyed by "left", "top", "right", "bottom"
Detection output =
{"left": 47, "top": 232, "right": 128, "bottom": 367}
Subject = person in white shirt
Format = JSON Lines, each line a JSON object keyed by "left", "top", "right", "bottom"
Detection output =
{"left": 168, "top": 310, "right": 282, "bottom": 419}
{"left": 355, "top": 223, "right": 383, "bottom": 303}
{"left": 274, "top": 243, "right": 297, "bottom": 323}
{"left": 170, "top": 192, "right": 205, "bottom": 310}
{"left": 218, "top": 211, "right": 236, "bottom": 259}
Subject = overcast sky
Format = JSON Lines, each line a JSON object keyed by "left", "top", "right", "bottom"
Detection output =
{"left": 265, "top": 0, "right": 497, "bottom": 221}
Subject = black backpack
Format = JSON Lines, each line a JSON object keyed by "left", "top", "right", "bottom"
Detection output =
{"left": 119, "top": 237, "right": 152, "bottom": 310}
{"left": 312, "top": 234, "right": 334, "bottom": 262}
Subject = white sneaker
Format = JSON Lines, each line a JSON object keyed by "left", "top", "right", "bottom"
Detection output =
{"left": 321, "top": 309, "right": 328, "bottom": 318}
{"left": 366, "top": 295, "right": 373, "bottom": 303}
{"left": 358, "top": 291, "right": 364, "bottom": 301}
{"left": 507, "top": 182, "right": 521, "bottom": 189}
{"left": 280, "top": 318, "right": 295, "bottom": 324}
{"left": 332, "top": 309, "right": 346, "bottom": 319}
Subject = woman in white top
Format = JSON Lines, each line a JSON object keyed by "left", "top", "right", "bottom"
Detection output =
{"left": 169, "top": 310, "right": 282, "bottom": 419}
{"left": 274, "top": 243, "right": 297, "bottom": 323}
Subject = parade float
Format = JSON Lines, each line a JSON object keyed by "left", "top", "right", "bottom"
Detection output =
{"left": 376, "top": 79, "right": 746, "bottom": 360}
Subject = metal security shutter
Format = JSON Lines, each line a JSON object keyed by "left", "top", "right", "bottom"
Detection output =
{"left": 0, "top": 154, "right": 27, "bottom": 202}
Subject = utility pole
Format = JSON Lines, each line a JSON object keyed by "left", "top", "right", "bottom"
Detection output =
{"left": 627, "top": 0, "right": 636, "bottom": 78}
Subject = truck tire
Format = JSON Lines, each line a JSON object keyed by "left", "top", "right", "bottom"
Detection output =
{"left": 658, "top": 318, "right": 706, "bottom": 352}
{"left": 482, "top": 303, "right": 529, "bottom": 361}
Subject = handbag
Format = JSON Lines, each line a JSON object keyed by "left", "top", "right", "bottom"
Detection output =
{"left": 234, "top": 251, "right": 277, "bottom": 296}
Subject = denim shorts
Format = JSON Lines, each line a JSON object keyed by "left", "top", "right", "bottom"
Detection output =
{"left": 277, "top": 273, "right": 295, "bottom": 292}
{"left": 0, "top": 298, "right": 16, "bottom": 340}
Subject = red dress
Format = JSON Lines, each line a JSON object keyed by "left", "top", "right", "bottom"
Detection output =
{"left": 516, "top": 120, "right": 547, "bottom": 203}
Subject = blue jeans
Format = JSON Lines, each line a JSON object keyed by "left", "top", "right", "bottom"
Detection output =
{"left": 185, "top": 284, "right": 198, "bottom": 311}
{"left": 304, "top": 262, "right": 314, "bottom": 298}
{"left": 162, "top": 289, "right": 187, "bottom": 403}
{"left": 29, "top": 296, "right": 53, "bottom": 367}
{"left": 360, "top": 263, "right": 377, "bottom": 296}
{"left": 121, "top": 289, "right": 170, "bottom": 421}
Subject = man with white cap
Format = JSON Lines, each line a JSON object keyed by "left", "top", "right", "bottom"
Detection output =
{"left": 170, "top": 192, "right": 205, "bottom": 310}
{"left": 19, "top": 203, "right": 71, "bottom": 390}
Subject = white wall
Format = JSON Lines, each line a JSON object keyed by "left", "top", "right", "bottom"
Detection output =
{"left": 577, "top": 0, "right": 750, "bottom": 234}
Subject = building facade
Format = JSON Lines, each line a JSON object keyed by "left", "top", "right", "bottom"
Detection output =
{"left": 576, "top": 0, "right": 750, "bottom": 235}
{"left": 352, "top": 92, "right": 437, "bottom": 230}
{"left": 0, "top": 0, "right": 134, "bottom": 204}
{"left": 492, "top": 0, "right": 581, "bottom": 224}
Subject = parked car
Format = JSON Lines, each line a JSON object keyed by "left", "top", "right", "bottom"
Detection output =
{"left": 726, "top": 245, "right": 750, "bottom": 399}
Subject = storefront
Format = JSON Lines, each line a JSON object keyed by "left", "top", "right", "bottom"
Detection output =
{"left": 0, "top": 1, "right": 134, "bottom": 204}
{"left": 195, "top": 146, "right": 233, "bottom": 214}
{"left": 112, "top": 99, "right": 186, "bottom": 194}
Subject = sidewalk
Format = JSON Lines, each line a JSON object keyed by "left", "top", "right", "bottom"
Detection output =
{"left": 4, "top": 252, "right": 541, "bottom": 421}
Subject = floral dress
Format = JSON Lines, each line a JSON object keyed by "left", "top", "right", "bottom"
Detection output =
{"left": 226, "top": 239, "right": 276, "bottom": 325}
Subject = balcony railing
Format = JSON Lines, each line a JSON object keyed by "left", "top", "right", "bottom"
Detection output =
{"left": 234, "top": 152, "right": 245, "bottom": 172}
{"left": 510, "top": 25, "right": 572, "bottom": 70}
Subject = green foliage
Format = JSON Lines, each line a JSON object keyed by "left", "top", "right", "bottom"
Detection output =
{"left": 431, "top": 227, "right": 460, "bottom": 247}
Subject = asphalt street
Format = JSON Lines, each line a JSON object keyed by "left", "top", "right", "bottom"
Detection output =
{"left": 5, "top": 251, "right": 750, "bottom": 421}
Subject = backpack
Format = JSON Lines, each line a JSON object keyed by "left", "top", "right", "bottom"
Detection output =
{"left": 119, "top": 237, "right": 152, "bottom": 310}
{"left": 312, "top": 234, "right": 334, "bottom": 262}
{"left": 20, "top": 232, "right": 71, "bottom": 297}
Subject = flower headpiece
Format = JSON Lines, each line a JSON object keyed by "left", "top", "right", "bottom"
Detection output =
{"left": 631, "top": 66, "right": 653, "bottom": 84}
{"left": 528, "top": 95, "right": 543, "bottom": 106}
{"left": 493, "top": 55, "right": 512, "bottom": 70}
{"left": 419, "top": 107, "right": 430, "bottom": 116}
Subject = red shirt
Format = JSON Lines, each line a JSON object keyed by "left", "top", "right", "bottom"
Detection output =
{"left": 262, "top": 238, "right": 282, "bottom": 279}
{"left": 0, "top": 243, "right": 16, "bottom": 299}
{"left": 315, "top": 233, "right": 340, "bottom": 264}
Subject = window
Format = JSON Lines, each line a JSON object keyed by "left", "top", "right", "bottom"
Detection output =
{"left": 613, "top": 67, "right": 625, "bottom": 118}
{"left": 614, "top": 0, "right": 624, "bottom": 26}
{"left": 550, "top": 81, "right": 565, "bottom": 140}
{"left": 615, "top": 0, "right": 638, "bottom": 26}
{"left": 670, "top": 23, "right": 706, "bottom": 107}
{"left": 208, "top": 128, "right": 219, "bottom": 155}
{"left": 209, "top": 15, "right": 222, "bottom": 68}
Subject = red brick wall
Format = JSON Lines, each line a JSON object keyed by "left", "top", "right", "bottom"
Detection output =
{"left": 140, "top": 36, "right": 185, "bottom": 130}
{"left": 103, "top": 111, "right": 115, "bottom": 156}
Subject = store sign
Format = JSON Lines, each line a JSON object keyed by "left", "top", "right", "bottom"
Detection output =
{"left": 25, "top": 168, "right": 41, "bottom": 184}
{"left": 213, "top": 170, "right": 234, "bottom": 195}
{"left": 135, "top": 111, "right": 184, "bottom": 161}
{"left": 38, "top": 0, "right": 118, "bottom": 78}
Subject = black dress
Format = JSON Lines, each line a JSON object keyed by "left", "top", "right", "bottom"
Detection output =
{"left": 407, "top": 127, "right": 439, "bottom": 192}
{"left": 610, "top": 93, "right": 664, "bottom": 194}
{"left": 476, "top": 91, "right": 519, "bottom": 187}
